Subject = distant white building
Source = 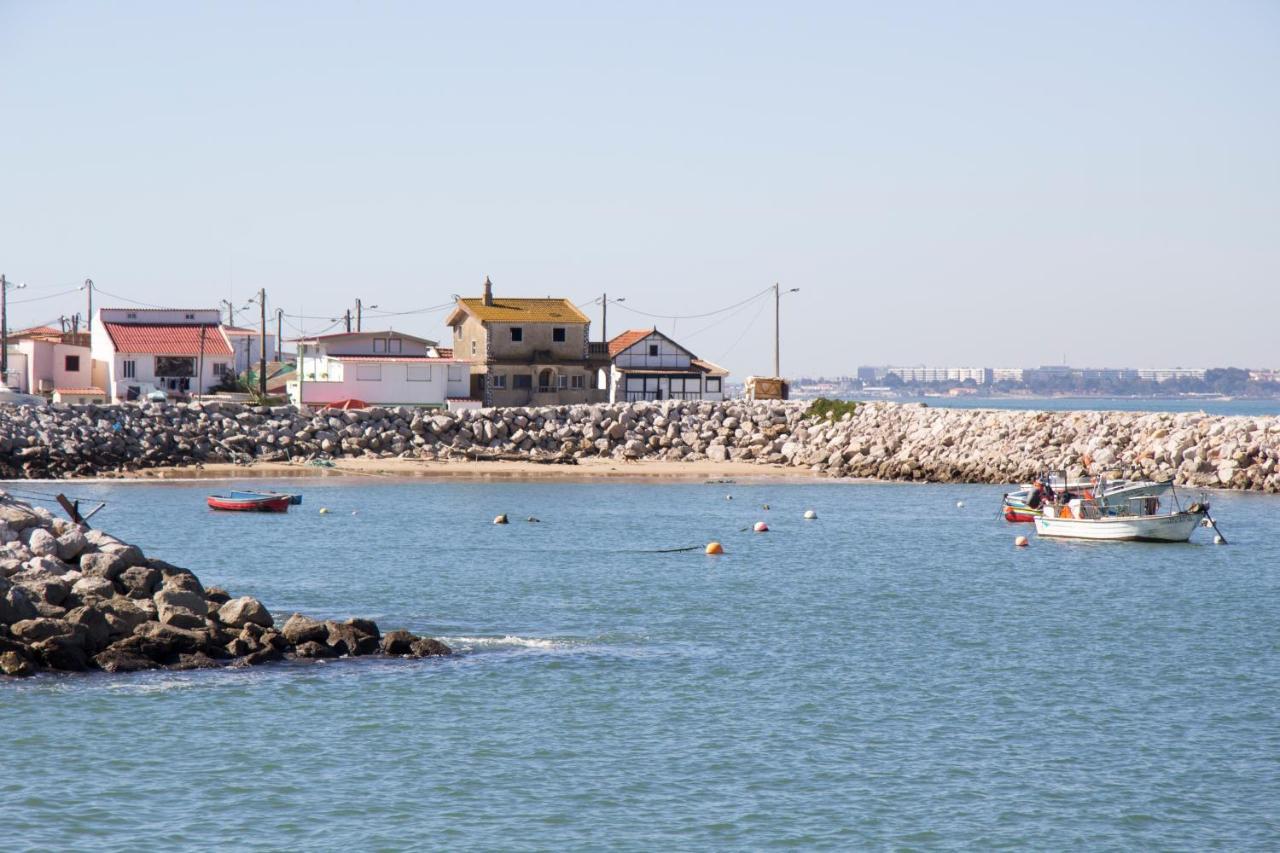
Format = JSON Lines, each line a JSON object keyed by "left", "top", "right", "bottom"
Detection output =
{"left": 222, "top": 325, "right": 277, "bottom": 375}
{"left": 92, "top": 308, "right": 235, "bottom": 401}
{"left": 1136, "top": 367, "right": 1207, "bottom": 382}
{"left": 607, "top": 328, "right": 729, "bottom": 403}
{"left": 288, "top": 330, "right": 469, "bottom": 409}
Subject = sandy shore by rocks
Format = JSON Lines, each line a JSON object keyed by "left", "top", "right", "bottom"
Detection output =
{"left": 114, "top": 457, "right": 821, "bottom": 482}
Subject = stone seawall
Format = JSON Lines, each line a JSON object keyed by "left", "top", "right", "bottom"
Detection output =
{"left": 1, "top": 400, "right": 1277, "bottom": 491}
{"left": 0, "top": 493, "right": 451, "bottom": 677}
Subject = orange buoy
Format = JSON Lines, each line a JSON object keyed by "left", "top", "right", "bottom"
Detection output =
{"left": 1015, "top": 535, "right": 1029, "bottom": 547}
{"left": 753, "top": 521, "right": 769, "bottom": 533}
{"left": 705, "top": 542, "right": 724, "bottom": 555}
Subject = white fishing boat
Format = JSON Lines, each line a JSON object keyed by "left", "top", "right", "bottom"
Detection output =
{"left": 1033, "top": 493, "right": 1210, "bottom": 543}
{"left": 1003, "top": 475, "right": 1171, "bottom": 523}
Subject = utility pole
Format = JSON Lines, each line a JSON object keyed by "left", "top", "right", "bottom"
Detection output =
{"left": 275, "top": 308, "right": 283, "bottom": 362}
{"left": 1, "top": 275, "right": 27, "bottom": 387}
{"left": 356, "top": 299, "right": 362, "bottom": 332}
{"left": 83, "top": 278, "right": 93, "bottom": 332}
{"left": 198, "top": 324, "right": 207, "bottom": 399}
{"left": 344, "top": 309, "right": 352, "bottom": 333}
{"left": 220, "top": 299, "right": 236, "bottom": 326}
{"left": 258, "top": 288, "right": 267, "bottom": 398}
{"left": 1, "top": 274, "right": 8, "bottom": 385}
{"left": 601, "top": 292, "right": 607, "bottom": 343}
{"left": 773, "top": 282, "right": 800, "bottom": 378}
{"left": 59, "top": 316, "right": 68, "bottom": 333}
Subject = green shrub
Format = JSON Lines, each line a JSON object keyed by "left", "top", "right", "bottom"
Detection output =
{"left": 807, "top": 398, "right": 858, "bottom": 421}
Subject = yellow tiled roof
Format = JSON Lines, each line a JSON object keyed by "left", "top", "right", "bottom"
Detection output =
{"left": 454, "top": 298, "right": 589, "bottom": 325}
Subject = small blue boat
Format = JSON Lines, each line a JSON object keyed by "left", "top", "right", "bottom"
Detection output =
{"left": 230, "top": 489, "right": 303, "bottom": 506}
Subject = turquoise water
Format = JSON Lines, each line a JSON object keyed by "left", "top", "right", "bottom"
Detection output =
{"left": 3, "top": 478, "right": 1278, "bottom": 850}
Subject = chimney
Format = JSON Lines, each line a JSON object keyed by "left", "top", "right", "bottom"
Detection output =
{"left": 483, "top": 276, "right": 494, "bottom": 306}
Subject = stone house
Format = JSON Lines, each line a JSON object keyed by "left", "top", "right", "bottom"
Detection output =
{"left": 445, "top": 278, "right": 608, "bottom": 406}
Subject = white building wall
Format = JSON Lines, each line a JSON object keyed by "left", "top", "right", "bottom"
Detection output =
{"left": 289, "top": 358, "right": 457, "bottom": 408}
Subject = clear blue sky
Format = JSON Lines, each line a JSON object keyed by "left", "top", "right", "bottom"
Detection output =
{"left": 2, "top": 1, "right": 1277, "bottom": 376}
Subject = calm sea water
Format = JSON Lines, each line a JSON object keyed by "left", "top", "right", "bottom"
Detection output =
{"left": 856, "top": 395, "right": 1280, "bottom": 417}
{"left": 3, "top": 477, "right": 1278, "bottom": 850}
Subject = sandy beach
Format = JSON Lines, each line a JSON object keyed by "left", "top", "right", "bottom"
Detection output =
{"left": 101, "top": 457, "right": 824, "bottom": 483}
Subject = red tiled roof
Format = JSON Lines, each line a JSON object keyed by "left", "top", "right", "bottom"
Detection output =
{"left": 608, "top": 329, "right": 654, "bottom": 358}
{"left": 11, "top": 325, "right": 64, "bottom": 340}
{"left": 435, "top": 347, "right": 454, "bottom": 358}
{"left": 103, "top": 323, "right": 233, "bottom": 356}
{"left": 222, "top": 325, "right": 258, "bottom": 335}
{"left": 328, "top": 355, "right": 453, "bottom": 363}
{"left": 54, "top": 387, "right": 106, "bottom": 395}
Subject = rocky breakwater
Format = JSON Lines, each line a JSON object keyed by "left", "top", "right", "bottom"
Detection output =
{"left": 0, "top": 399, "right": 807, "bottom": 478}
{"left": 0, "top": 494, "right": 450, "bottom": 678}
{"left": 783, "top": 402, "right": 1280, "bottom": 492}
{"left": 2, "top": 398, "right": 1278, "bottom": 491}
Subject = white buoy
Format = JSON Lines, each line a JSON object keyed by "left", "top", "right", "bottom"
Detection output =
{"left": 956, "top": 500, "right": 965, "bottom": 508}
{"left": 753, "top": 521, "right": 769, "bottom": 533}
{"left": 725, "top": 495, "right": 733, "bottom": 501}
{"left": 1214, "top": 535, "right": 1224, "bottom": 545}
{"left": 1015, "top": 535, "right": 1029, "bottom": 547}
{"left": 319, "top": 507, "right": 330, "bottom": 515}
{"left": 493, "top": 514, "right": 509, "bottom": 525}
{"left": 803, "top": 509, "right": 817, "bottom": 520}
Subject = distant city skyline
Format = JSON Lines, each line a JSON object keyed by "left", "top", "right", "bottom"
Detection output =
{"left": 2, "top": 2, "right": 1277, "bottom": 376}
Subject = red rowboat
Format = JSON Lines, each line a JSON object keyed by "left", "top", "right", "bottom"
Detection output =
{"left": 206, "top": 494, "right": 292, "bottom": 513}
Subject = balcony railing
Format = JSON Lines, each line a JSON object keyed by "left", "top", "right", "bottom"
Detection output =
{"left": 624, "top": 390, "right": 702, "bottom": 402}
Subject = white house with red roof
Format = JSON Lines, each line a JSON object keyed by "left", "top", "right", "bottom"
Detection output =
{"left": 91, "top": 308, "right": 236, "bottom": 401}
{"left": 607, "top": 328, "right": 729, "bottom": 403}
{"left": 288, "top": 330, "right": 470, "bottom": 409}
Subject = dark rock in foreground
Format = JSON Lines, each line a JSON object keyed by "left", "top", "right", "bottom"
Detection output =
{"left": 0, "top": 494, "right": 451, "bottom": 678}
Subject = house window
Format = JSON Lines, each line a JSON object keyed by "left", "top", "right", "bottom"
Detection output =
{"left": 155, "top": 356, "right": 195, "bottom": 377}
{"left": 388, "top": 338, "right": 402, "bottom": 354}
{"left": 373, "top": 339, "right": 386, "bottom": 353}
{"left": 553, "top": 327, "right": 566, "bottom": 343}
{"left": 649, "top": 344, "right": 659, "bottom": 356}
{"left": 510, "top": 327, "right": 523, "bottom": 342}
{"left": 64, "top": 355, "right": 81, "bottom": 372}
{"left": 513, "top": 374, "right": 532, "bottom": 389}
{"left": 707, "top": 378, "right": 721, "bottom": 393}
{"left": 490, "top": 374, "right": 507, "bottom": 389}
{"left": 123, "top": 360, "right": 136, "bottom": 378}
{"left": 212, "top": 363, "right": 229, "bottom": 376}
{"left": 355, "top": 364, "right": 382, "bottom": 381}
{"left": 184, "top": 313, "right": 195, "bottom": 320}
{"left": 447, "top": 365, "right": 465, "bottom": 381}
{"left": 570, "top": 374, "right": 584, "bottom": 389}
{"left": 556, "top": 374, "right": 568, "bottom": 389}
{"left": 126, "top": 312, "right": 137, "bottom": 319}
{"left": 406, "top": 364, "right": 433, "bottom": 382}
{"left": 471, "top": 340, "right": 477, "bottom": 356}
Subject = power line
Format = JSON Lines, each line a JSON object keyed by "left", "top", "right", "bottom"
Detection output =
{"left": 91, "top": 286, "right": 169, "bottom": 309}
{"left": 608, "top": 286, "right": 774, "bottom": 321}
{"left": 8, "top": 287, "right": 81, "bottom": 305}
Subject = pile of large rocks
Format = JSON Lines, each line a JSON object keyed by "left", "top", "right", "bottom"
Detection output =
{"left": 0, "top": 494, "right": 450, "bottom": 678}
{"left": 1, "top": 398, "right": 1278, "bottom": 491}
{"left": 788, "top": 402, "right": 1280, "bottom": 491}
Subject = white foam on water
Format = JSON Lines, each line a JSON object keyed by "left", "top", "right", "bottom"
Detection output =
{"left": 440, "top": 635, "right": 569, "bottom": 653}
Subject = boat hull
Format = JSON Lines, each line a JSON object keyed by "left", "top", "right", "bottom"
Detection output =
{"left": 1033, "top": 511, "right": 1204, "bottom": 542}
{"left": 207, "top": 495, "right": 292, "bottom": 513}
{"left": 230, "top": 490, "right": 303, "bottom": 506}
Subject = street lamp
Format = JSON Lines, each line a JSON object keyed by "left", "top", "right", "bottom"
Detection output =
{"left": 1, "top": 276, "right": 28, "bottom": 388}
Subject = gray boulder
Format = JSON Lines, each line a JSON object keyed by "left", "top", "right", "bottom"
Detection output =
{"left": 217, "top": 596, "right": 273, "bottom": 629}
{"left": 154, "top": 587, "right": 209, "bottom": 630}
{"left": 117, "top": 565, "right": 161, "bottom": 599}
{"left": 281, "top": 613, "right": 327, "bottom": 645}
